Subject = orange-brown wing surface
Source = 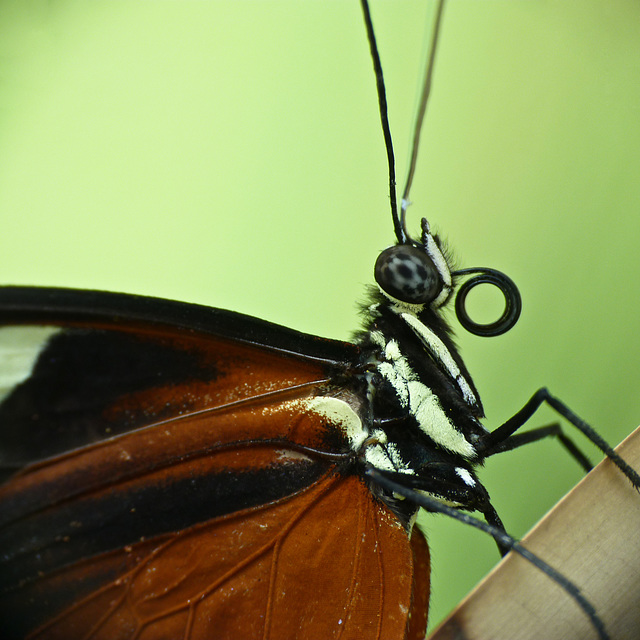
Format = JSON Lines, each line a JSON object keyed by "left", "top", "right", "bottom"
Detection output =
{"left": 0, "top": 287, "right": 354, "bottom": 467}
{"left": 10, "top": 475, "right": 428, "bottom": 640}
{"left": 0, "top": 287, "right": 430, "bottom": 639}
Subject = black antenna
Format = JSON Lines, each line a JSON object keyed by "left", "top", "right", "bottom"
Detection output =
{"left": 360, "top": 0, "right": 406, "bottom": 244}
{"left": 361, "top": 0, "right": 447, "bottom": 245}
{"left": 401, "top": 0, "right": 445, "bottom": 228}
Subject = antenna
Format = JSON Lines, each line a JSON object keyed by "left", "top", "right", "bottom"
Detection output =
{"left": 361, "top": 0, "right": 522, "bottom": 336}
{"left": 360, "top": 0, "right": 446, "bottom": 244}
{"left": 401, "top": 0, "right": 445, "bottom": 228}
{"left": 359, "top": 0, "right": 405, "bottom": 244}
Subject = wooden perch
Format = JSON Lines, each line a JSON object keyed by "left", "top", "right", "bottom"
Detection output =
{"left": 428, "top": 426, "right": 640, "bottom": 640}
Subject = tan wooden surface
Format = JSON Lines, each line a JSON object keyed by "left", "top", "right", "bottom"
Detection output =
{"left": 428, "top": 426, "right": 640, "bottom": 640}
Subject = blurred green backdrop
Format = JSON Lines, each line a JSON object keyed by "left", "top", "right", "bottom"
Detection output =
{"left": 1, "top": 0, "right": 639, "bottom": 632}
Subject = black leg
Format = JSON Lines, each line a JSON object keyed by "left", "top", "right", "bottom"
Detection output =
{"left": 372, "top": 464, "right": 514, "bottom": 555}
{"left": 480, "top": 500, "right": 510, "bottom": 556}
{"left": 366, "top": 466, "right": 611, "bottom": 640}
{"left": 477, "top": 387, "right": 640, "bottom": 489}
{"left": 484, "top": 422, "right": 593, "bottom": 473}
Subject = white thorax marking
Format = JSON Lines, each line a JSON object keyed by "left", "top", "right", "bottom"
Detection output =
{"left": 400, "top": 312, "right": 478, "bottom": 407}
{"left": 370, "top": 331, "right": 475, "bottom": 458}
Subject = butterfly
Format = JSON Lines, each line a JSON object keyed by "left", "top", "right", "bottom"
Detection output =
{"left": 1, "top": 1, "right": 640, "bottom": 640}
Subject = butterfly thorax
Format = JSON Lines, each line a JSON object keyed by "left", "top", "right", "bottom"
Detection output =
{"left": 346, "top": 220, "right": 496, "bottom": 523}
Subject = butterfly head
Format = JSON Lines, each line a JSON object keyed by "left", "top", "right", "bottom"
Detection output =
{"left": 374, "top": 217, "right": 453, "bottom": 312}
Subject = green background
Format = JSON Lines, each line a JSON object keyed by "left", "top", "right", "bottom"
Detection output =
{"left": 1, "top": 0, "right": 639, "bottom": 632}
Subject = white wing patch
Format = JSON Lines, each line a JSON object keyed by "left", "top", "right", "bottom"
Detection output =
{"left": 0, "top": 326, "right": 60, "bottom": 405}
{"left": 400, "top": 312, "right": 478, "bottom": 407}
{"left": 274, "top": 396, "right": 367, "bottom": 451}
{"left": 376, "top": 338, "right": 475, "bottom": 458}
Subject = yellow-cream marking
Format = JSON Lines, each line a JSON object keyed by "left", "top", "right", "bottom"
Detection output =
{"left": 400, "top": 312, "right": 477, "bottom": 407}
{"left": 377, "top": 338, "right": 475, "bottom": 458}
{"left": 302, "top": 396, "right": 367, "bottom": 450}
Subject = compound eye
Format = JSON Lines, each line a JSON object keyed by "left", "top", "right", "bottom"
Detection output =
{"left": 374, "top": 244, "right": 442, "bottom": 304}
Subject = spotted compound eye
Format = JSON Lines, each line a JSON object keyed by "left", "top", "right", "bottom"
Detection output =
{"left": 374, "top": 244, "right": 442, "bottom": 304}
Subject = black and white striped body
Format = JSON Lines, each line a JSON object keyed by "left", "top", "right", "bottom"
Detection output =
{"left": 346, "top": 221, "right": 498, "bottom": 522}
{"left": 358, "top": 294, "right": 489, "bottom": 514}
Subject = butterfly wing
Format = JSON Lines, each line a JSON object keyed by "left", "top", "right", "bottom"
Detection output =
{"left": 0, "top": 287, "right": 429, "bottom": 639}
{"left": 0, "top": 286, "right": 355, "bottom": 466}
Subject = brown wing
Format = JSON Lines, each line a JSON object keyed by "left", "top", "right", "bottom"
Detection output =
{"left": 0, "top": 287, "right": 430, "bottom": 639}
{"left": 11, "top": 474, "right": 427, "bottom": 640}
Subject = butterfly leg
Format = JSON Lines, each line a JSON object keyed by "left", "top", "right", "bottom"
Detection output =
{"left": 372, "top": 463, "right": 511, "bottom": 555}
{"left": 483, "top": 422, "right": 593, "bottom": 473}
{"left": 477, "top": 387, "right": 640, "bottom": 489}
